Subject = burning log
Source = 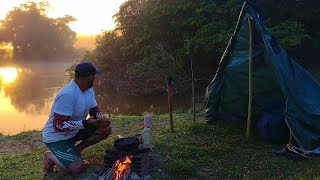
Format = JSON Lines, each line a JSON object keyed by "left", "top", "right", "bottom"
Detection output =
{"left": 129, "top": 171, "right": 140, "bottom": 180}
{"left": 99, "top": 161, "right": 117, "bottom": 180}
{"left": 98, "top": 168, "right": 112, "bottom": 180}
{"left": 121, "top": 167, "right": 131, "bottom": 180}
{"left": 113, "top": 155, "right": 133, "bottom": 180}
{"left": 105, "top": 168, "right": 113, "bottom": 180}
{"left": 102, "top": 140, "right": 154, "bottom": 180}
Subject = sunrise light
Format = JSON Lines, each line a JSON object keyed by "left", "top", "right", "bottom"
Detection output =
{"left": 0, "top": 42, "right": 13, "bottom": 49}
{"left": 0, "top": 0, "right": 127, "bottom": 35}
{"left": 0, "top": 67, "right": 18, "bottom": 84}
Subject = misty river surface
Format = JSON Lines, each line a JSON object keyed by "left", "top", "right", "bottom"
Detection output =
{"left": 0, "top": 60, "right": 194, "bottom": 135}
{"left": 0, "top": 61, "right": 75, "bottom": 135}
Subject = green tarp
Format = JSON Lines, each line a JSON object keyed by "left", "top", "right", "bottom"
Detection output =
{"left": 204, "top": 2, "right": 320, "bottom": 150}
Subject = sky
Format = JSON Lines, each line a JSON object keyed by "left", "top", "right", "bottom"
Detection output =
{"left": 0, "top": 0, "right": 127, "bottom": 35}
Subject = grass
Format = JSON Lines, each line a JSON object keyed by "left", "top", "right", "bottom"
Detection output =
{"left": 1, "top": 112, "right": 320, "bottom": 179}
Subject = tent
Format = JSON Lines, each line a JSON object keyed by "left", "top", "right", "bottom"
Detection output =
{"left": 204, "top": 1, "right": 320, "bottom": 150}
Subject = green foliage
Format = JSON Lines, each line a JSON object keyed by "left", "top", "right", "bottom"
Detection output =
{"left": 125, "top": 43, "right": 184, "bottom": 95}
{"left": 258, "top": 0, "right": 320, "bottom": 62}
{"left": 85, "top": 0, "right": 242, "bottom": 95}
{"left": 0, "top": 1, "right": 76, "bottom": 59}
{"left": 84, "top": 0, "right": 320, "bottom": 96}
{"left": 268, "top": 20, "right": 306, "bottom": 48}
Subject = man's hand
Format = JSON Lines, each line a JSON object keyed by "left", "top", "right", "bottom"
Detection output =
{"left": 101, "top": 114, "right": 111, "bottom": 127}
{"left": 86, "top": 114, "right": 111, "bottom": 128}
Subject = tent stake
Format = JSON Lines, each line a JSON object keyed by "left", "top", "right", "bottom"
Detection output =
{"left": 189, "top": 43, "right": 196, "bottom": 123}
{"left": 246, "top": 17, "right": 253, "bottom": 138}
{"left": 167, "top": 76, "right": 174, "bottom": 132}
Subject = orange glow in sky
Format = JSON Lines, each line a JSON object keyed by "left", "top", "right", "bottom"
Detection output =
{"left": 0, "top": 0, "right": 127, "bottom": 35}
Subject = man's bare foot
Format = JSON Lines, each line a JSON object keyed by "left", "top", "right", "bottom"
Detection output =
{"left": 43, "top": 151, "right": 55, "bottom": 175}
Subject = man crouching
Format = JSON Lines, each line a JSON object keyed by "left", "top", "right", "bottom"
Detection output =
{"left": 42, "top": 61, "right": 111, "bottom": 175}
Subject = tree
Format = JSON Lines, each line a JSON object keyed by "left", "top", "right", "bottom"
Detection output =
{"left": 88, "top": 0, "right": 240, "bottom": 95}
{"left": 86, "top": 0, "right": 320, "bottom": 96}
{"left": 0, "top": 1, "right": 77, "bottom": 59}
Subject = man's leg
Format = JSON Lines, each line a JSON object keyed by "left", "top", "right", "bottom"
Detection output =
{"left": 44, "top": 138, "right": 86, "bottom": 175}
{"left": 68, "top": 158, "right": 86, "bottom": 174}
{"left": 76, "top": 126, "right": 112, "bottom": 152}
{"left": 44, "top": 150, "right": 69, "bottom": 175}
{"left": 68, "top": 126, "right": 112, "bottom": 173}
{"left": 43, "top": 126, "right": 112, "bottom": 175}
{"left": 44, "top": 150, "right": 86, "bottom": 174}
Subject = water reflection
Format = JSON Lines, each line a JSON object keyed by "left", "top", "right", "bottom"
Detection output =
{"left": 0, "top": 62, "right": 73, "bottom": 135}
{"left": 0, "top": 48, "right": 13, "bottom": 61}
{"left": 0, "top": 61, "right": 196, "bottom": 135}
{"left": 0, "top": 67, "right": 19, "bottom": 83}
{"left": 94, "top": 84, "right": 193, "bottom": 116}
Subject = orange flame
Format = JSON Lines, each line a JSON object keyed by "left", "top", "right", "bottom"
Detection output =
{"left": 113, "top": 155, "right": 132, "bottom": 180}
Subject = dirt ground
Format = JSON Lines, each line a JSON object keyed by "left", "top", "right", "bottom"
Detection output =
{"left": 0, "top": 131, "right": 45, "bottom": 154}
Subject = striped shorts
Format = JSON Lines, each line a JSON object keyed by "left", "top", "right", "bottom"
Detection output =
{"left": 45, "top": 127, "right": 96, "bottom": 168}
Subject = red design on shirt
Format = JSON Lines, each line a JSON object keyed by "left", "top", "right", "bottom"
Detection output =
{"left": 53, "top": 113, "right": 70, "bottom": 132}
{"left": 53, "top": 113, "right": 84, "bottom": 132}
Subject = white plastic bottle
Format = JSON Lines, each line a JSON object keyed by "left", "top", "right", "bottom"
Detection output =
{"left": 143, "top": 114, "right": 152, "bottom": 144}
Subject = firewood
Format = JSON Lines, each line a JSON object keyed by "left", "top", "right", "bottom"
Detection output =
{"left": 122, "top": 167, "right": 131, "bottom": 180}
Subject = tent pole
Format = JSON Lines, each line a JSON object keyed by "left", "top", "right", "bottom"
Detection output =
{"left": 246, "top": 17, "right": 253, "bottom": 138}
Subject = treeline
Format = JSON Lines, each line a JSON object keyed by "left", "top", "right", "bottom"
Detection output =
{"left": 1, "top": 1, "right": 318, "bottom": 95}
{"left": 0, "top": 2, "right": 76, "bottom": 59}
{"left": 85, "top": 0, "right": 320, "bottom": 96}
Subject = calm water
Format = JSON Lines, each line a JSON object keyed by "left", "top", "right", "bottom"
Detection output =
{"left": 0, "top": 59, "right": 195, "bottom": 135}
{"left": 0, "top": 61, "right": 75, "bottom": 135}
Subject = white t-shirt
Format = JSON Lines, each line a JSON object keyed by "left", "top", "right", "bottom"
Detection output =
{"left": 42, "top": 80, "right": 97, "bottom": 143}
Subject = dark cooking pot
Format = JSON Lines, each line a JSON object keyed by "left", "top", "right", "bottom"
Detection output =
{"left": 114, "top": 137, "right": 139, "bottom": 152}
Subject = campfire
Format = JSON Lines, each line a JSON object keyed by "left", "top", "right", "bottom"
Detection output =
{"left": 113, "top": 155, "right": 132, "bottom": 180}
{"left": 100, "top": 116, "right": 154, "bottom": 179}
{"left": 100, "top": 155, "right": 138, "bottom": 180}
{"left": 99, "top": 137, "right": 154, "bottom": 180}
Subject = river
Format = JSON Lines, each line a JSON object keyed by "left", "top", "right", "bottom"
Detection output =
{"left": 0, "top": 60, "right": 75, "bottom": 135}
{"left": 0, "top": 58, "right": 196, "bottom": 135}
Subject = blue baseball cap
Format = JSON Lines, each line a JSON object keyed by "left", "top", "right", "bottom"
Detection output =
{"left": 74, "top": 61, "right": 101, "bottom": 77}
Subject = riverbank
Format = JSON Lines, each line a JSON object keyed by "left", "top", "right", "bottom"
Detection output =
{"left": 1, "top": 112, "right": 320, "bottom": 179}
{"left": 0, "top": 130, "right": 44, "bottom": 154}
